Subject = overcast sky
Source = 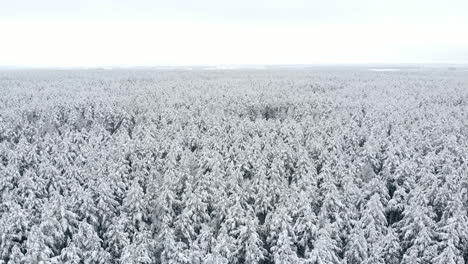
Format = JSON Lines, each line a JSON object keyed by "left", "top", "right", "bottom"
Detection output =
{"left": 1, "top": 0, "right": 467, "bottom": 67}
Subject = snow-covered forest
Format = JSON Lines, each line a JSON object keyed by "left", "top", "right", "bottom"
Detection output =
{"left": 1, "top": 68, "right": 468, "bottom": 263}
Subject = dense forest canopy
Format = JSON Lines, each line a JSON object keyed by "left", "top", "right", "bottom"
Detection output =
{"left": 0, "top": 68, "right": 467, "bottom": 263}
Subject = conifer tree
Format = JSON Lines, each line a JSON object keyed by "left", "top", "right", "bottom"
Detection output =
{"left": 73, "top": 222, "right": 110, "bottom": 264}
{"left": 103, "top": 215, "right": 130, "bottom": 260}
{"left": 345, "top": 226, "right": 368, "bottom": 264}
{"left": 236, "top": 218, "right": 265, "bottom": 264}
{"left": 122, "top": 180, "right": 146, "bottom": 231}
{"left": 56, "top": 242, "right": 81, "bottom": 264}
{"left": 399, "top": 196, "right": 438, "bottom": 264}
{"left": 380, "top": 228, "right": 402, "bottom": 264}
{"left": 305, "top": 226, "right": 340, "bottom": 264}
{"left": 361, "top": 193, "right": 387, "bottom": 244}
{"left": 267, "top": 207, "right": 299, "bottom": 264}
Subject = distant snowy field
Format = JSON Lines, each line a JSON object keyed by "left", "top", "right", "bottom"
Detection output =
{"left": 0, "top": 68, "right": 468, "bottom": 263}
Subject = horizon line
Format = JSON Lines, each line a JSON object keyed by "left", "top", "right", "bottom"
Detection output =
{"left": 1, "top": 62, "right": 468, "bottom": 70}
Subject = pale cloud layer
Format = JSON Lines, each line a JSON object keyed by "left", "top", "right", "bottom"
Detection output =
{"left": 1, "top": 0, "right": 467, "bottom": 66}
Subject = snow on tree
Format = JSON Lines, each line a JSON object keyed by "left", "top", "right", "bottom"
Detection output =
{"left": 22, "top": 225, "right": 54, "bottom": 263}
{"left": 6, "top": 245, "right": 24, "bottom": 264}
{"left": 0, "top": 203, "right": 30, "bottom": 263}
{"left": 305, "top": 225, "right": 340, "bottom": 264}
{"left": 120, "top": 232, "right": 154, "bottom": 264}
{"left": 399, "top": 192, "right": 438, "bottom": 264}
{"left": 236, "top": 218, "right": 265, "bottom": 264}
{"left": 1, "top": 69, "right": 467, "bottom": 264}
{"left": 55, "top": 242, "right": 81, "bottom": 264}
{"left": 159, "top": 221, "right": 192, "bottom": 264}
{"left": 267, "top": 207, "right": 299, "bottom": 264}
{"left": 345, "top": 226, "right": 368, "bottom": 264}
{"left": 435, "top": 191, "right": 468, "bottom": 263}
{"left": 103, "top": 215, "right": 131, "bottom": 260}
{"left": 380, "top": 228, "right": 402, "bottom": 264}
{"left": 360, "top": 193, "right": 387, "bottom": 244}
{"left": 293, "top": 191, "right": 319, "bottom": 256}
{"left": 73, "top": 221, "right": 110, "bottom": 264}
{"left": 433, "top": 240, "right": 464, "bottom": 264}
{"left": 122, "top": 180, "right": 147, "bottom": 231}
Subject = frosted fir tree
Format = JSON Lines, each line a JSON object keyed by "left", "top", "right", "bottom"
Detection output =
{"left": 22, "top": 226, "right": 54, "bottom": 264}
{"left": 418, "top": 167, "right": 444, "bottom": 212}
{"left": 0, "top": 203, "right": 29, "bottom": 263}
{"left": 193, "top": 224, "right": 215, "bottom": 260}
{"left": 379, "top": 228, "right": 402, "bottom": 264}
{"left": 37, "top": 218, "right": 66, "bottom": 257}
{"left": 202, "top": 253, "right": 228, "bottom": 264}
{"left": 386, "top": 185, "right": 407, "bottom": 225}
{"left": 207, "top": 228, "right": 236, "bottom": 264}
{"left": 249, "top": 158, "right": 273, "bottom": 222}
{"left": 304, "top": 226, "right": 340, "bottom": 264}
{"left": 270, "top": 229, "right": 299, "bottom": 264}
{"left": 359, "top": 177, "right": 389, "bottom": 209}
{"left": 266, "top": 157, "right": 288, "bottom": 205}
{"left": 55, "top": 242, "right": 81, "bottom": 264}
{"left": 174, "top": 179, "right": 211, "bottom": 243}
{"left": 122, "top": 180, "right": 147, "bottom": 231}
{"left": 293, "top": 191, "right": 318, "bottom": 255}
{"left": 93, "top": 180, "right": 119, "bottom": 232}
{"left": 360, "top": 193, "right": 387, "bottom": 244}
{"left": 73, "top": 222, "right": 110, "bottom": 264}
{"left": 317, "top": 163, "right": 346, "bottom": 226}
{"left": 38, "top": 195, "right": 80, "bottom": 252}
{"left": 150, "top": 173, "right": 179, "bottom": 229}
{"left": 236, "top": 218, "right": 265, "bottom": 264}
{"left": 5, "top": 245, "right": 24, "bottom": 264}
{"left": 16, "top": 169, "right": 44, "bottom": 212}
{"left": 363, "top": 249, "right": 385, "bottom": 264}
{"left": 399, "top": 195, "right": 438, "bottom": 264}
{"left": 172, "top": 205, "right": 196, "bottom": 248}
{"left": 76, "top": 189, "right": 100, "bottom": 229}
{"left": 291, "top": 149, "right": 316, "bottom": 185}
{"left": 217, "top": 182, "right": 251, "bottom": 238}
{"left": 267, "top": 207, "right": 299, "bottom": 264}
{"left": 103, "top": 215, "right": 130, "bottom": 260}
{"left": 120, "top": 233, "right": 153, "bottom": 264}
{"left": 435, "top": 192, "right": 468, "bottom": 264}
{"left": 344, "top": 226, "right": 368, "bottom": 264}
{"left": 159, "top": 222, "right": 192, "bottom": 264}
{"left": 433, "top": 240, "right": 464, "bottom": 264}
{"left": 338, "top": 158, "right": 360, "bottom": 221}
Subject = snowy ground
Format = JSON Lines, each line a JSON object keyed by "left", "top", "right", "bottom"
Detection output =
{"left": 0, "top": 68, "right": 467, "bottom": 263}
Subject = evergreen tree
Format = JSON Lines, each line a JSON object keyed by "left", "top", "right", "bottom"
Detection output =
{"left": 433, "top": 240, "right": 464, "bottom": 264}
{"left": 159, "top": 222, "right": 191, "bottom": 264}
{"left": 22, "top": 226, "right": 54, "bottom": 264}
{"left": 56, "top": 242, "right": 81, "bottom": 264}
{"left": 435, "top": 192, "right": 468, "bottom": 263}
{"left": 103, "top": 215, "right": 131, "bottom": 260}
{"left": 73, "top": 222, "right": 110, "bottom": 264}
{"left": 399, "top": 196, "right": 438, "bottom": 264}
{"left": 122, "top": 180, "right": 147, "bottom": 232}
{"left": 360, "top": 193, "right": 387, "bottom": 244}
{"left": 293, "top": 192, "right": 318, "bottom": 256}
{"left": 236, "top": 218, "right": 265, "bottom": 264}
{"left": 345, "top": 226, "right": 368, "bottom": 264}
{"left": 305, "top": 226, "right": 340, "bottom": 264}
{"left": 0, "top": 204, "right": 29, "bottom": 263}
{"left": 380, "top": 228, "right": 402, "bottom": 264}
{"left": 6, "top": 245, "right": 24, "bottom": 264}
{"left": 120, "top": 233, "right": 153, "bottom": 264}
{"left": 267, "top": 207, "right": 299, "bottom": 264}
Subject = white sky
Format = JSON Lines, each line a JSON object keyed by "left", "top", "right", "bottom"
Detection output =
{"left": 1, "top": 0, "right": 467, "bottom": 67}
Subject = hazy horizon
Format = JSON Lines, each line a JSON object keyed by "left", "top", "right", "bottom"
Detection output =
{"left": 1, "top": 0, "right": 467, "bottom": 67}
